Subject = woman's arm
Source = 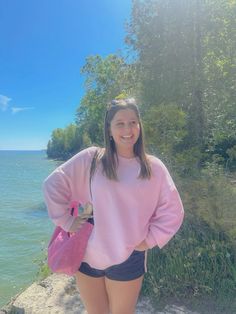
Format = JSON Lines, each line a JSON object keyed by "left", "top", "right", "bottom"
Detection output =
{"left": 145, "top": 165, "right": 184, "bottom": 250}
{"left": 43, "top": 147, "right": 96, "bottom": 232}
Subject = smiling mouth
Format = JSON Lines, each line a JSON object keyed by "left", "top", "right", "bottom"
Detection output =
{"left": 121, "top": 135, "right": 133, "bottom": 139}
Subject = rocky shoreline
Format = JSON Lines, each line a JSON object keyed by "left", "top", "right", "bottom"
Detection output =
{"left": 0, "top": 274, "right": 199, "bottom": 314}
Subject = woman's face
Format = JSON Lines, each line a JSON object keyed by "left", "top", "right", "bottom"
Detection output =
{"left": 109, "top": 108, "right": 140, "bottom": 157}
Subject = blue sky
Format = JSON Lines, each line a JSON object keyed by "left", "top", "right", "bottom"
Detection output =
{"left": 0, "top": 0, "right": 132, "bottom": 150}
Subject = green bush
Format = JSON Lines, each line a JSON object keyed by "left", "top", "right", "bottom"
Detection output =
{"left": 143, "top": 215, "right": 236, "bottom": 300}
{"left": 34, "top": 252, "right": 51, "bottom": 281}
{"left": 179, "top": 169, "right": 236, "bottom": 240}
{"left": 142, "top": 171, "right": 236, "bottom": 312}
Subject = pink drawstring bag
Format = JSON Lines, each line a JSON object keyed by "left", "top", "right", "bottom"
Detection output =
{"left": 47, "top": 200, "right": 93, "bottom": 276}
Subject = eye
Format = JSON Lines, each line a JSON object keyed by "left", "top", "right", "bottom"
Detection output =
{"left": 116, "top": 122, "right": 124, "bottom": 127}
{"left": 131, "top": 120, "right": 138, "bottom": 125}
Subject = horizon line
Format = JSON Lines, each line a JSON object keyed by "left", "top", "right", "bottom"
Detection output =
{"left": 0, "top": 149, "right": 46, "bottom": 151}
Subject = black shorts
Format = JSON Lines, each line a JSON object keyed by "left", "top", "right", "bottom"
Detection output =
{"left": 79, "top": 250, "right": 146, "bottom": 281}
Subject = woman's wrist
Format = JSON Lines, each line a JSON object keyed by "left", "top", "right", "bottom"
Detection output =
{"left": 68, "top": 214, "right": 92, "bottom": 232}
{"left": 135, "top": 240, "right": 149, "bottom": 251}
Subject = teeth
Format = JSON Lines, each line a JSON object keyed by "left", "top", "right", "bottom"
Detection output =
{"left": 122, "top": 135, "right": 132, "bottom": 138}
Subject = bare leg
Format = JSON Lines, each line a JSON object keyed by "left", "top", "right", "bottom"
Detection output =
{"left": 75, "top": 271, "right": 110, "bottom": 314}
{"left": 105, "top": 275, "right": 144, "bottom": 314}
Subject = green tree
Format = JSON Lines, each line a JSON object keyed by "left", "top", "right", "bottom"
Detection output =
{"left": 76, "top": 54, "right": 138, "bottom": 146}
{"left": 47, "top": 128, "right": 65, "bottom": 158}
{"left": 47, "top": 124, "right": 81, "bottom": 159}
{"left": 143, "top": 103, "right": 186, "bottom": 162}
{"left": 203, "top": 0, "right": 236, "bottom": 166}
{"left": 126, "top": 0, "right": 236, "bottom": 170}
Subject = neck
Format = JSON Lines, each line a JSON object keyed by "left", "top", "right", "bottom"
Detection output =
{"left": 116, "top": 149, "right": 135, "bottom": 159}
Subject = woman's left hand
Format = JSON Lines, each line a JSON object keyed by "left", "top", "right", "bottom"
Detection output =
{"left": 135, "top": 240, "right": 149, "bottom": 251}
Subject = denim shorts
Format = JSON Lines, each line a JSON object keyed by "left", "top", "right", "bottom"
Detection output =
{"left": 79, "top": 250, "right": 146, "bottom": 281}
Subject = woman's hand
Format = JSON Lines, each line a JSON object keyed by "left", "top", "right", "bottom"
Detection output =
{"left": 69, "top": 202, "right": 93, "bottom": 232}
{"left": 83, "top": 202, "right": 93, "bottom": 215}
{"left": 135, "top": 240, "right": 149, "bottom": 251}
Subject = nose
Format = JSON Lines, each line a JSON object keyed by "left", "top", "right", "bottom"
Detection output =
{"left": 124, "top": 122, "right": 133, "bottom": 129}
{"left": 124, "top": 124, "right": 131, "bottom": 130}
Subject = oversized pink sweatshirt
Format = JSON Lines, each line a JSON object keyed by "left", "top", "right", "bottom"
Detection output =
{"left": 43, "top": 146, "right": 184, "bottom": 269}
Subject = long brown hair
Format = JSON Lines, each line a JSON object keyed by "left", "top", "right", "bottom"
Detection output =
{"left": 91, "top": 98, "right": 151, "bottom": 181}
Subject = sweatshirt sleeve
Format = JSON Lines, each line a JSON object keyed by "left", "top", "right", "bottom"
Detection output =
{"left": 145, "top": 162, "right": 184, "bottom": 249}
{"left": 42, "top": 147, "right": 97, "bottom": 232}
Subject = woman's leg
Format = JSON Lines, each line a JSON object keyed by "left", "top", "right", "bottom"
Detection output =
{"left": 104, "top": 275, "right": 144, "bottom": 314}
{"left": 75, "top": 271, "right": 110, "bottom": 314}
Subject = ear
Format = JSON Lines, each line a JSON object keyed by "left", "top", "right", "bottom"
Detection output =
{"left": 109, "top": 129, "right": 113, "bottom": 139}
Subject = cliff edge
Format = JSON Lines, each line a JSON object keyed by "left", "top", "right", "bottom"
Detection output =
{"left": 0, "top": 274, "right": 199, "bottom": 314}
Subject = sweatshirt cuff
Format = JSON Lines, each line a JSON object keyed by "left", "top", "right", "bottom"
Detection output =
{"left": 145, "top": 231, "right": 158, "bottom": 249}
{"left": 53, "top": 215, "right": 76, "bottom": 232}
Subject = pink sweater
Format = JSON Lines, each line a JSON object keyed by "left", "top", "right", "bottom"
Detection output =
{"left": 43, "top": 147, "right": 184, "bottom": 269}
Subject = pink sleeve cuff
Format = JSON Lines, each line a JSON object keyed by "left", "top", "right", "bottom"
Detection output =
{"left": 145, "top": 232, "right": 158, "bottom": 249}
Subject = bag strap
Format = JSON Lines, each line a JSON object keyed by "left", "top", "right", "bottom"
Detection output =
{"left": 70, "top": 148, "right": 99, "bottom": 217}
{"left": 89, "top": 148, "right": 100, "bottom": 199}
{"left": 70, "top": 200, "right": 79, "bottom": 216}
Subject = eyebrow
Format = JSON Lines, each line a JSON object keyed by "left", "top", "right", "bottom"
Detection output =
{"left": 114, "top": 118, "right": 138, "bottom": 122}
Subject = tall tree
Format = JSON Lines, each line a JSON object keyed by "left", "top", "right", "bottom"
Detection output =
{"left": 126, "top": 0, "right": 236, "bottom": 167}
{"left": 76, "top": 54, "right": 138, "bottom": 146}
{"left": 203, "top": 0, "right": 236, "bottom": 165}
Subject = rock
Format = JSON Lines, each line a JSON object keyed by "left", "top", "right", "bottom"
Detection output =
{"left": 3, "top": 274, "right": 85, "bottom": 314}
{"left": 1, "top": 274, "right": 199, "bottom": 314}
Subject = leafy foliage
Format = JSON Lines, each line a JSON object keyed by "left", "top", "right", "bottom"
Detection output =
{"left": 47, "top": 124, "right": 81, "bottom": 159}
{"left": 143, "top": 215, "right": 236, "bottom": 302}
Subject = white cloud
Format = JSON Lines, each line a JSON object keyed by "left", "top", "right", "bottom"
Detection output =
{"left": 0, "top": 94, "right": 35, "bottom": 115}
{"left": 0, "top": 94, "right": 11, "bottom": 111}
{"left": 11, "top": 107, "right": 35, "bottom": 114}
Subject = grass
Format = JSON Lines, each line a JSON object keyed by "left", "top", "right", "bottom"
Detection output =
{"left": 141, "top": 169, "right": 236, "bottom": 313}
{"left": 34, "top": 251, "right": 52, "bottom": 281}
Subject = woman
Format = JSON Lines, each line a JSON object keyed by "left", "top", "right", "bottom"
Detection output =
{"left": 43, "top": 98, "right": 184, "bottom": 314}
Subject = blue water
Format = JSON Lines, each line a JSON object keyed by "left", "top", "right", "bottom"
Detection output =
{"left": 0, "top": 151, "right": 59, "bottom": 307}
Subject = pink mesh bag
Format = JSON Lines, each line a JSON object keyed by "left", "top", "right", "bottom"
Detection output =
{"left": 47, "top": 200, "right": 93, "bottom": 276}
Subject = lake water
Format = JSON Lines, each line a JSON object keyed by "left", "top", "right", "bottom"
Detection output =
{"left": 0, "top": 150, "right": 59, "bottom": 307}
